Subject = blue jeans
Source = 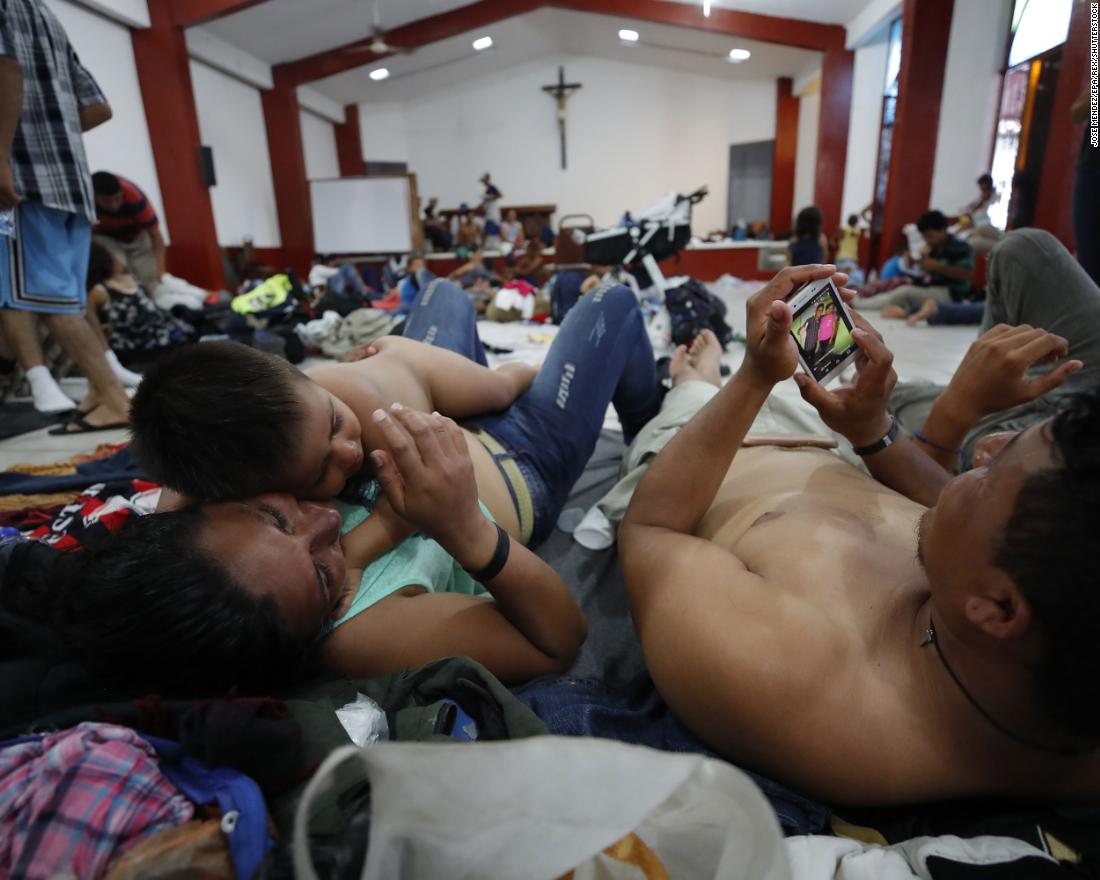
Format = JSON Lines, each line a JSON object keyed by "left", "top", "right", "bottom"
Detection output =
{"left": 402, "top": 276, "right": 489, "bottom": 366}
{"left": 513, "top": 676, "right": 830, "bottom": 835}
{"left": 927, "top": 301, "right": 984, "bottom": 325}
{"left": 403, "top": 278, "right": 660, "bottom": 544}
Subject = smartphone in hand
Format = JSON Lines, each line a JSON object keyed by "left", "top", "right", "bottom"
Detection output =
{"left": 787, "top": 278, "right": 860, "bottom": 386}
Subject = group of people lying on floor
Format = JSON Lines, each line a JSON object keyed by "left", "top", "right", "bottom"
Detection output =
{"left": 4, "top": 227, "right": 1099, "bottom": 807}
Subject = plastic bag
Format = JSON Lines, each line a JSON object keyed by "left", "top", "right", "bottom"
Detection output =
{"left": 335, "top": 693, "right": 389, "bottom": 747}
{"left": 293, "top": 736, "right": 789, "bottom": 880}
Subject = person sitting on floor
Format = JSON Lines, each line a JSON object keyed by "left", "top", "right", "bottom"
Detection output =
{"left": 85, "top": 242, "right": 194, "bottom": 368}
{"left": 91, "top": 171, "right": 166, "bottom": 296}
{"left": 43, "top": 278, "right": 659, "bottom": 694}
{"left": 786, "top": 207, "right": 830, "bottom": 267}
{"left": 455, "top": 205, "right": 482, "bottom": 250}
{"left": 618, "top": 261, "right": 1100, "bottom": 806}
{"left": 856, "top": 210, "right": 974, "bottom": 318}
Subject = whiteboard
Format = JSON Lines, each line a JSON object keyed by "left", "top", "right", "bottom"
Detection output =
{"left": 310, "top": 176, "right": 413, "bottom": 254}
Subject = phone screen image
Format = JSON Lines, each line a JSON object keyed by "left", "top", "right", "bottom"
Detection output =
{"left": 789, "top": 284, "right": 857, "bottom": 382}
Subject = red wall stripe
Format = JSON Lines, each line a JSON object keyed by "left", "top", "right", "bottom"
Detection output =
{"left": 879, "top": 0, "right": 955, "bottom": 264}
{"left": 771, "top": 77, "right": 799, "bottom": 236}
{"left": 131, "top": 0, "right": 225, "bottom": 289}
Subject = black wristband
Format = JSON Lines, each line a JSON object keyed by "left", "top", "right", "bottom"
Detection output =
{"left": 852, "top": 417, "right": 899, "bottom": 456}
{"left": 466, "top": 523, "right": 510, "bottom": 583}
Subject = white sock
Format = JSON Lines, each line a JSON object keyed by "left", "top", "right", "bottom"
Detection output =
{"left": 25, "top": 364, "right": 76, "bottom": 413}
{"left": 105, "top": 350, "right": 143, "bottom": 387}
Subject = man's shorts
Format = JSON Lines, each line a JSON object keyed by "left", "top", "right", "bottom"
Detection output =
{"left": 0, "top": 201, "right": 92, "bottom": 314}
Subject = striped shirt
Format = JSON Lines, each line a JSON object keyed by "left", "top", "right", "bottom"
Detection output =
{"left": 94, "top": 177, "right": 159, "bottom": 241}
{"left": 0, "top": 0, "right": 106, "bottom": 222}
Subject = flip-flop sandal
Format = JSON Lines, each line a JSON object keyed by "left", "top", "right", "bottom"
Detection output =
{"left": 48, "top": 413, "right": 129, "bottom": 435}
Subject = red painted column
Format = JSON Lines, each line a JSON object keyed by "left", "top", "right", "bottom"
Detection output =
{"left": 130, "top": 0, "right": 224, "bottom": 289}
{"left": 261, "top": 69, "right": 313, "bottom": 274}
{"left": 815, "top": 38, "right": 855, "bottom": 232}
{"left": 770, "top": 77, "right": 799, "bottom": 236}
{"left": 335, "top": 104, "right": 367, "bottom": 177}
{"left": 1033, "top": 0, "right": 1092, "bottom": 249}
{"left": 879, "top": 0, "right": 955, "bottom": 259}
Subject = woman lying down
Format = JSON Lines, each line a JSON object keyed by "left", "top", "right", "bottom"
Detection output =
{"left": 5, "top": 407, "right": 586, "bottom": 695}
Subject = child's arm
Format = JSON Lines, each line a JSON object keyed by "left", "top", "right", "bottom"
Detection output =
{"left": 372, "top": 336, "right": 537, "bottom": 417}
{"left": 340, "top": 496, "right": 415, "bottom": 569}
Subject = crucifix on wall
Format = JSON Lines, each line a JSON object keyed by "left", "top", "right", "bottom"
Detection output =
{"left": 541, "top": 66, "right": 582, "bottom": 170}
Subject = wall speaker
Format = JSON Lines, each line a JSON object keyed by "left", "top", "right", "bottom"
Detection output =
{"left": 198, "top": 145, "right": 216, "bottom": 188}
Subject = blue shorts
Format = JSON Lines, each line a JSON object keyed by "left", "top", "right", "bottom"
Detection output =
{"left": 0, "top": 201, "right": 92, "bottom": 314}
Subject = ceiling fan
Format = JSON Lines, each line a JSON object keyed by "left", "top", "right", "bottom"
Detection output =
{"left": 343, "top": 0, "right": 410, "bottom": 55}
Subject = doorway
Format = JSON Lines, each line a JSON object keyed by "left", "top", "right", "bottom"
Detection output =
{"left": 727, "top": 140, "right": 774, "bottom": 235}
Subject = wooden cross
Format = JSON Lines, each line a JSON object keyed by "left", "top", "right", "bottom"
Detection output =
{"left": 541, "top": 66, "right": 582, "bottom": 170}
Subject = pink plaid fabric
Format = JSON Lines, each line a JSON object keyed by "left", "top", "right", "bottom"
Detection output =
{"left": 0, "top": 723, "right": 194, "bottom": 879}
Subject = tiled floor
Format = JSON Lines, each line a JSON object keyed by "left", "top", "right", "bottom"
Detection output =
{"left": 0, "top": 377, "right": 129, "bottom": 470}
{"left": 0, "top": 288, "right": 978, "bottom": 473}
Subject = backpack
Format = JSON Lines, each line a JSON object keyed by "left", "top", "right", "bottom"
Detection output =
{"left": 663, "top": 278, "right": 733, "bottom": 349}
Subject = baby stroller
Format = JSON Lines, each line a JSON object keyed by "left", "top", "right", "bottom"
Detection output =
{"left": 583, "top": 186, "right": 708, "bottom": 295}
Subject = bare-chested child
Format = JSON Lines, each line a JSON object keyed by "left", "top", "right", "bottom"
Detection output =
{"left": 621, "top": 262, "right": 1100, "bottom": 806}
{"left": 66, "top": 277, "right": 662, "bottom": 692}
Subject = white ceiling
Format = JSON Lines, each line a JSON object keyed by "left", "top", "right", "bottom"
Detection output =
{"left": 297, "top": 8, "right": 823, "bottom": 104}
{"left": 206, "top": 0, "right": 476, "bottom": 65}
{"left": 661, "top": 0, "right": 871, "bottom": 27}
{"left": 205, "top": 0, "right": 873, "bottom": 68}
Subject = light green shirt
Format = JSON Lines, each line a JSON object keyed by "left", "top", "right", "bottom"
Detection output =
{"left": 329, "top": 480, "right": 490, "bottom": 630}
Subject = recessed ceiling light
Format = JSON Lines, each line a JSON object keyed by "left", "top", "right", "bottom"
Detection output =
{"left": 618, "top": 28, "right": 639, "bottom": 42}
{"left": 369, "top": 67, "right": 390, "bottom": 81}
{"left": 473, "top": 36, "right": 493, "bottom": 51}
{"left": 728, "top": 48, "right": 751, "bottom": 62}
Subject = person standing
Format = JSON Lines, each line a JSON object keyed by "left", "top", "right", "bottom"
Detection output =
{"left": 91, "top": 170, "right": 165, "bottom": 295}
{"left": 0, "top": 0, "right": 131, "bottom": 430}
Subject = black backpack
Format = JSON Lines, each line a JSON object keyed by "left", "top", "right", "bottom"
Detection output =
{"left": 664, "top": 278, "right": 733, "bottom": 349}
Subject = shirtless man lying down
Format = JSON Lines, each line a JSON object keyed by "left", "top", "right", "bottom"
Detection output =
{"left": 620, "top": 263, "right": 1100, "bottom": 805}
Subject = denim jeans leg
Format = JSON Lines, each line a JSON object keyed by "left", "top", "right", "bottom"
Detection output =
{"left": 401, "top": 277, "right": 488, "bottom": 365}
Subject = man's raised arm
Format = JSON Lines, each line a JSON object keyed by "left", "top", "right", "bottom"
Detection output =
{"left": 623, "top": 265, "right": 840, "bottom": 536}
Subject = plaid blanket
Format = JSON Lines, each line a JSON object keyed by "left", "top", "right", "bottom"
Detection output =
{"left": 0, "top": 723, "right": 193, "bottom": 879}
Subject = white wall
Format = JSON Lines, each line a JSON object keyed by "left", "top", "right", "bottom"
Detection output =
{"left": 300, "top": 110, "right": 340, "bottom": 181}
{"left": 792, "top": 83, "right": 820, "bottom": 225}
{"left": 841, "top": 38, "right": 889, "bottom": 223}
{"left": 358, "top": 55, "right": 777, "bottom": 233}
{"left": 929, "top": 0, "right": 1013, "bottom": 214}
{"left": 45, "top": 0, "right": 166, "bottom": 238}
{"left": 359, "top": 102, "right": 410, "bottom": 166}
{"left": 190, "top": 60, "right": 281, "bottom": 247}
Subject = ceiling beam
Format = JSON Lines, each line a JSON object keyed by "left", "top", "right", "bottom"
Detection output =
{"left": 546, "top": 0, "right": 844, "bottom": 52}
{"left": 277, "top": 0, "right": 543, "bottom": 87}
{"left": 168, "top": 0, "right": 268, "bottom": 29}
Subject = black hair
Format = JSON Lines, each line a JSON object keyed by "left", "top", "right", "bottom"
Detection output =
{"left": 977, "top": 173, "right": 994, "bottom": 188}
{"left": 87, "top": 242, "right": 115, "bottom": 290}
{"left": 130, "top": 342, "right": 311, "bottom": 499}
{"left": 994, "top": 386, "right": 1100, "bottom": 737}
{"left": 2, "top": 510, "right": 316, "bottom": 695}
{"left": 794, "top": 206, "right": 823, "bottom": 240}
{"left": 917, "top": 210, "right": 949, "bottom": 233}
{"left": 92, "top": 171, "right": 122, "bottom": 196}
{"left": 847, "top": 213, "right": 859, "bottom": 226}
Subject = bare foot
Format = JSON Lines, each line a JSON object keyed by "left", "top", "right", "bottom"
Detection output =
{"left": 906, "top": 298, "right": 938, "bottom": 327}
{"left": 668, "top": 344, "right": 702, "bottom": 386}
{"left": 76, "top": 388, "right": 100, "bottom": 415}
{"left": 51, "top": 403, "right": 129, "bottom": 433}
{"left": 686, "top": 329, "right": 723, "bottom": 388}
{"left": 881, "top": 305, "right": 908, "bottom": 320}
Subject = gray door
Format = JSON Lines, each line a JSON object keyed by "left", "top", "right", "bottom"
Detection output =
{"left": 727, "top": 140, "right": 774, "bottom": 233}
